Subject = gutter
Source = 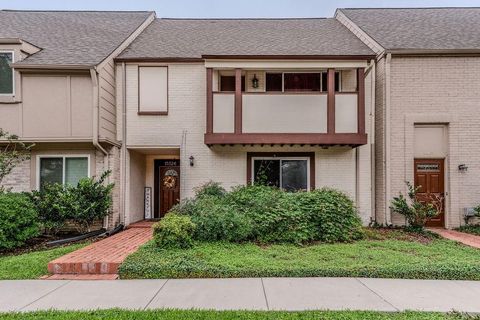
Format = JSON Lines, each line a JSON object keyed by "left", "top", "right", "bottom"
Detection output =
{"left": 90, "top": 67, "right": 110, "bottom": 229}
{"left": 384, "top": 53, "right": 392, "bottom": 226}
{"left": 370, "top": 60, "right": 376, "bottom": 224}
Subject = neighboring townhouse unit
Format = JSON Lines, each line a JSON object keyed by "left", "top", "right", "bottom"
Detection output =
{"left": 336, "top": 7, "right": 480, "bottom": 228}
{"left": 115, "top": 18, "right": 376, "bottom": 225}
{"left": 0, "top": 10, "right": 155, "bottom": 228}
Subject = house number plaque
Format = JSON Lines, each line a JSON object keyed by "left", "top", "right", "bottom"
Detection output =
{"left": 144, "top": 187, "right": 152, "bottom": 219}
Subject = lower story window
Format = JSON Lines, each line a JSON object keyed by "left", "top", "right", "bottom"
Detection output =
{"left": 252, "top": 157, "right": 309, "bottom": 191}
{"left": 38, "top": 156, "right": 89, "bottom": 189}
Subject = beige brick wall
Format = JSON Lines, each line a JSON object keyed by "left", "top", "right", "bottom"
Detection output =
{"left": 387, "top": 56, "right": 480, "bottom": 228}
{"left": 122, "top": 62, "right": 373, "bottom": 224}
{"left": 0, "top": 156, "right": 30, "bottom": 192}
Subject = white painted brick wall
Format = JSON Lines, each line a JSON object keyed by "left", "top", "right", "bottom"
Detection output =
{"left": 388, "top": 57, "right": 480, "bottom": 228}
{"left": 123, "top": 63, "right": 373, "bottom": 224}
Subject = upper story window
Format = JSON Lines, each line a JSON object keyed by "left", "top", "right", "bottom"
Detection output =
{"left": 138, "top": 66, "right": 168, "bottom": 114}
{"left": 38, "top": 156, "right": 89, "bottom": 190}
{"left": 265, "top": 71, "right": 340, "bottom": 93}
{"left": 0, "top": 51, "right": 13, "bottom": 95}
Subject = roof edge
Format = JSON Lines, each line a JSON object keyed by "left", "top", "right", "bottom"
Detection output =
{"left": 11, "top": 63, "right": 93, "bottom": 70}
{"left": 388, "top": 48, "right": 480, "bottom": 55}
{"left": 202, "top": 54, "right": 376, "bottom": 60}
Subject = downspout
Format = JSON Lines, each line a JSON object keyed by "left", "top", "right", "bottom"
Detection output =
{"left": 370, "top": 60, "right": 376, "bottom": 224}
{"left": 90, "top": 68, "right": 110, "bottom": 228}
{"left": 121, "top": 62, "right": 127, "bottom": 225}
{"left": 385, "top": 53, "right": 392, "bottom": 226}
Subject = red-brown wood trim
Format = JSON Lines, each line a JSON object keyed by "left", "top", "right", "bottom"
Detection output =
{"left": 246, "top": 152, "right": 315, "bottom": 190}
{"left": 357, "top": 68, "right": 365, "bottom": 135}
{"left": 115, "top": 57, "right": 204, "bottom": 63}
{"left": 327, "top": 68, "right": 335, "bottom": 134}
{"left": 205, "top": 133, "right": 367, "bottom": 146}
{"left": 138, "top": 111, "right": 169, "bottom": 115}
{"left": 234, "top": 68, "right": 242, "bottom": 134}
{"left": 201, "top": 55, "right": 375, "bottom": 60}
{"left": 206, "top": 68, "right": 213, "bottom": 134}
{"left": 243, "top": 92, "right": 327, "bottom": 95}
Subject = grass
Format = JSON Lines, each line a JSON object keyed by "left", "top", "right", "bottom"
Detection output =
{"left": 0, "top": 310, "right": 475, "bottom": 320}
{"left": 0, "top": 242, "right": 88, "bottom": 280}
{"left": 456, "top": 225, "right": 480, "bottom": 236}
{"left": 119, "top": 229, "right": 480, "bottom": 280}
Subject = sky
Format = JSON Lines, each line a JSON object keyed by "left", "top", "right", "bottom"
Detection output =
{"left": 0, "top": 0, "right": 480, "bottom": 18}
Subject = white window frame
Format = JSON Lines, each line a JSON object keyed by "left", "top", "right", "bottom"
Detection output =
{"left": 0, "top": 50, "right": 15, "bottom": 96}
{"left": 251, "top": 156, "right": 310, "bottom": 191}
{"left": 36, "top": 154, "right": 91, "bottom": 190}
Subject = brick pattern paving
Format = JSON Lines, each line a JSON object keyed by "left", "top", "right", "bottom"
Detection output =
{"left": 428, "top": 228, "right": 480, "bottom": 249}
{"left": 47, "top": 222, "right": 154, "bottom": 277}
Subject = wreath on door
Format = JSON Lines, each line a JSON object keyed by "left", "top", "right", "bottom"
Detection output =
{"left": 163, "top": 169, "right": 178, "bottom": 189}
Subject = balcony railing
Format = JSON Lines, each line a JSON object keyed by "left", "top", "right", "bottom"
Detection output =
{"left": 205, "top": 68, "right": 367, "bottom": 146}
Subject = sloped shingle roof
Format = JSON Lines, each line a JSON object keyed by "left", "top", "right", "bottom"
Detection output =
{"left": 0, "top": 10, "right": 153, "bottom": 66}
{"left": 340, "top": 7, "right": 480, "bottom": 51}
{"left": 118, "top": 18, "right": 375, "bottom": 59}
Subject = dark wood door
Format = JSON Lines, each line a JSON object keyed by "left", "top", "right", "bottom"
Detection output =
{"left": 414, "top": 159, "right": 445, "bottom": 227}
{"left": 156, "top": 165, "right": 180, "bottom": 218}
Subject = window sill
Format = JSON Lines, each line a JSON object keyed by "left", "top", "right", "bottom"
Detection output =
{"left": 0, "top": 95, "right": 20, "bottom": 104}
{"left": 138, "top": 111, "right": 168, "bottom": 116}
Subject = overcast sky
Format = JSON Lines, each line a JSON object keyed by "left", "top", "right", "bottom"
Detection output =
{"left": 1, "top": 0, "right": 480, "bottom": 18}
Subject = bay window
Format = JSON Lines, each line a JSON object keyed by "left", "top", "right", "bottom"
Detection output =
{"left": 252, "top": 157, "right": 309, "bottom": 191}
{"left": 0, "top": 51, "right": 13, "bottom": 94}
{"left": 38, "top": 156, "right": 89, "bottom": 189}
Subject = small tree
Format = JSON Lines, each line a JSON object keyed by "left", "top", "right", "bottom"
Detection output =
{"left": 390, "top": 181, "right": 441, "bottom": 230}
{"left": 0, "top": 129, "right": 33, "bottom": 192}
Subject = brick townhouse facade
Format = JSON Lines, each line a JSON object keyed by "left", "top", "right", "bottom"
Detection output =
{"left": 1, "top": 8, "right": 479, "bottom": 229}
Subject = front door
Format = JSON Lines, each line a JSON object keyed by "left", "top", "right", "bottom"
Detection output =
{"left": 154, "top": 160, "right": 180, "bottom": 218}
{"left": 414, "top": 159, "right": 445, "bottom": 227}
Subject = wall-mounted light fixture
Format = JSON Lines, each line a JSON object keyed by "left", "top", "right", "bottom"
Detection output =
{"left": 189, "top": 155, "right": 195, "bottom": 167}
{"left": 252, "top": 74, "right": 259, "bottom": 89}
{"left": 458, "top": 164, "right": 468, "bottom": 172}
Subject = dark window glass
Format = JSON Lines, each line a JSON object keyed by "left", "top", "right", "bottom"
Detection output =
{"left": 321, "top": 72, "right": 341, "bottom": 92}
{"left": 266, "top": 73, "right": 282, "bottom": 92}
{"left": 0, "top": 52, "right": 13, "bottom": 94}
{"left": 284, "top": 73, "right": 320, "bottom": 92}
{"left": 40, "top": 158, "right": 63, "bottom": 189}
{"left": 220, "top": 75, "right": 245, "bottom": 92}
{"left": 281, "top": 160, "right": 308, "bottom": 192}
{"left": 253, "top": 159, "right": 280, "bottom": 188}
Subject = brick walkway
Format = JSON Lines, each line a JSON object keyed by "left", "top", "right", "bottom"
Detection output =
{"left": 46, "top": 221, "right": 154, "bottom": 279}
{"left": 428, "top": 228, "right": 480, "bottom": 249}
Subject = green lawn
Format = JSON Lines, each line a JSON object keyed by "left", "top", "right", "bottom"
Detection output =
{"left": 119, "top": 229, "right": 480, "bottom": 280}
{"left": 0, "top": 310, "right": 473, "bottom": 320}
{"left": 0, "top": 243, "right": 87, "bottom": 280}
{"left": 456, "top": 225, "right": 480, "bottom": 236}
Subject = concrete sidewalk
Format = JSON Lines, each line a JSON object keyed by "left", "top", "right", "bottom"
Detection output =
{"left": 1, "top": 277, "right": 480, "bottom": 313}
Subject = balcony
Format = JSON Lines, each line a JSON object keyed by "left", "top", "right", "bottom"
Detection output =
{"left": 205, "top": 68, "right": 367, "bottom": 146}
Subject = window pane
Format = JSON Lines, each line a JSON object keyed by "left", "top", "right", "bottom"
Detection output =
{"left": 40, "top": 158, "right": 63, "bottom": 188}
{"left": 266, "top": 73, "right": 282, "bottom": 91}
{"left": 0, "top": 52, "right": 13, "bottom": 94}
{"left": 284, "top": 73, "right": 320, "bottom": 92}
{"left": 253, "top": 159, "right": 280, "bottom": 188}
{"left": 65, "top": 157, "right": 88, "bottom": 186}
{"left": 281, "top": 160, "right": 308, "bottom": 191}
{"left": 220, "top": 75, "right": 245, "bottom": 92}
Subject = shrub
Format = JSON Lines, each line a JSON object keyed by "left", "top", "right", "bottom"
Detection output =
{"left": 30, "top": 183, "right": 70, "bottom": 234}
{"left": 170, "top": 183, "right": 363, "bottom": 244}
{"left": 297, "top": 188, "right": 364, "bottom": 242}
{"left": 153, "top": 213, "right": 196, "bottom": 249}
{"left": 0, "top": 192, "right": 39, "bottom": 250}
{"left": 194, "top": 181, "right": 226, "bottom": 199}
{"left": 176, "top": 196, "right": 253, "bottom": 242}
{"left": 68, "top": 171, "right": 114, "bottom": 233}
{"left": 390, "top": 182, "right": 440, "bottom": 230}
{"left": 30, "top": 171, "right": 114, "bottom": 234}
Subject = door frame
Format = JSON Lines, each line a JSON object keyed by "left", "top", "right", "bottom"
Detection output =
{"left": 413, "top": 158, "right": 446, "bottom": 228}
{"left": 153, "top": 159, "right": 180, "bottom": 219}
